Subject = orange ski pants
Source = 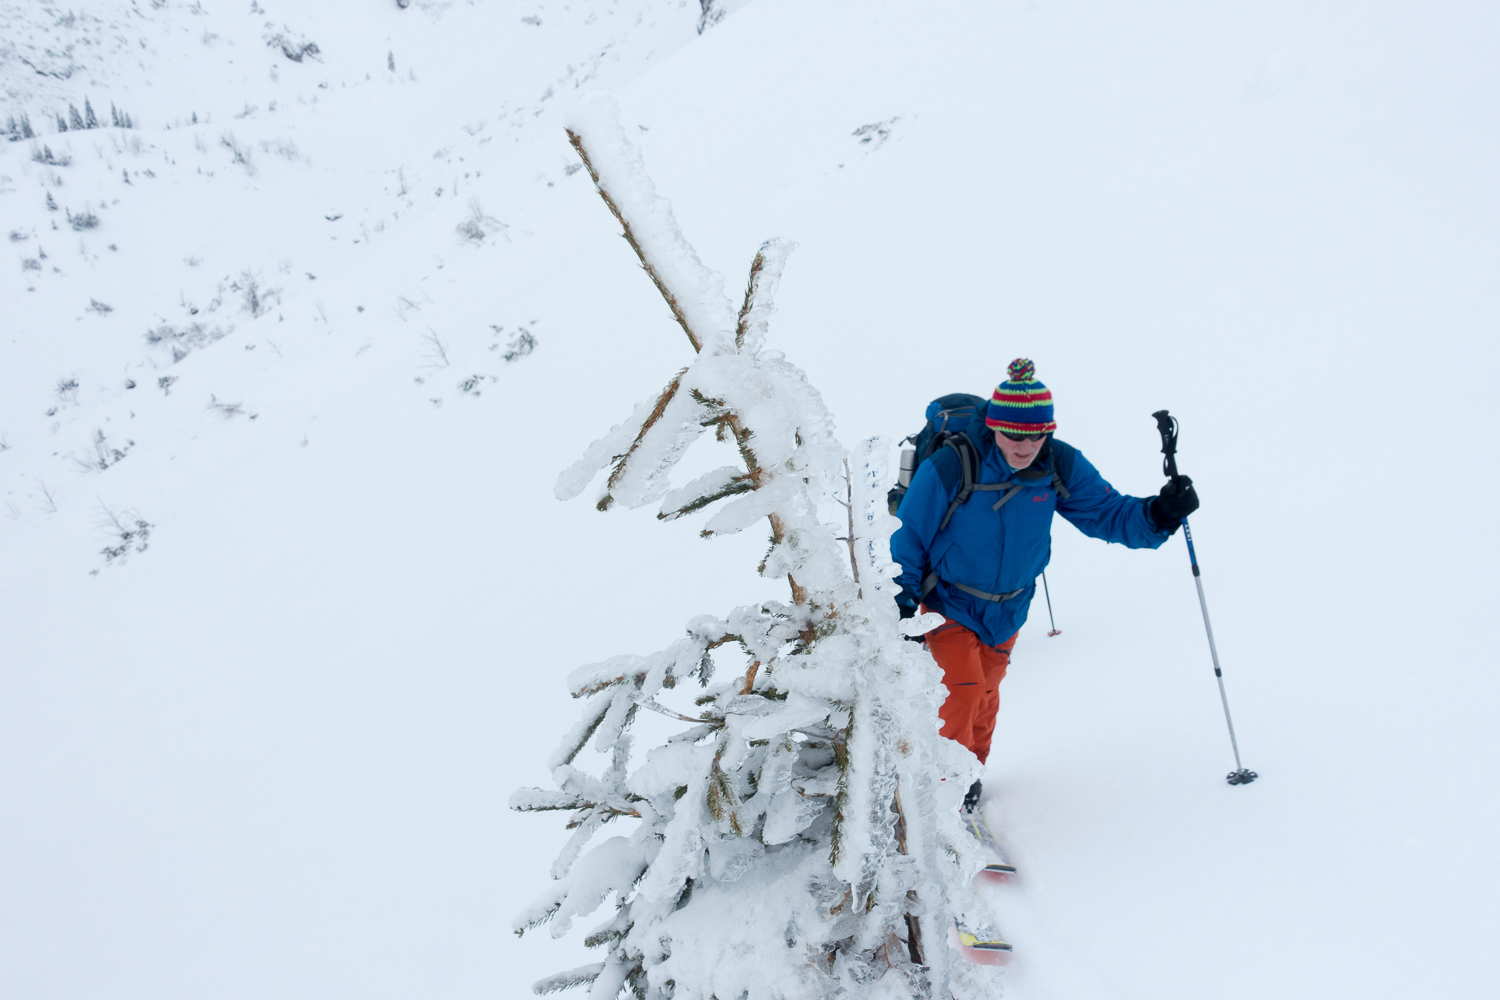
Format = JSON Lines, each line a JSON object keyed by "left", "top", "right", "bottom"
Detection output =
{"left": 923, "top": 614, "right": 1018, "bottom": 765}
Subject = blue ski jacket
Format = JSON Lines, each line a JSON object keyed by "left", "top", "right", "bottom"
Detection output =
{"left": 892, "top": 436, "right": 1171, "bottom": 647}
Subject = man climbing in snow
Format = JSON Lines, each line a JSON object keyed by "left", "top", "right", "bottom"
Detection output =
{"left": 891, "top": 359, "right": 1199, "bottom": 811}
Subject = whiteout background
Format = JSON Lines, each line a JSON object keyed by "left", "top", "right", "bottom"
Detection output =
{"left": 2, "top": 1, "right": 1497, "bottom": 998}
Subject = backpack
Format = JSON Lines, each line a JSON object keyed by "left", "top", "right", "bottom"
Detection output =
{"left": 888, "top": 392, "right": 1075, "bottom": 525}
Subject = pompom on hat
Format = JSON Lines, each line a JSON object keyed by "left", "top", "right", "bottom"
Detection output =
{"left": 985, "top": 358, "right": 1057, "bottom": 435}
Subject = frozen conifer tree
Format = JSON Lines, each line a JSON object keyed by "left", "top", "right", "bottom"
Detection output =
{"left": 84, "top": 98, "right": 98, "bottom": 129}
{"left": 512, "top": 93, "right": 1000, "bottom": 1000}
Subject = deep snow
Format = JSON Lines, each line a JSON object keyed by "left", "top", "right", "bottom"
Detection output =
{"left": 3, "top": 1, "right": 1499, "bottom": 998}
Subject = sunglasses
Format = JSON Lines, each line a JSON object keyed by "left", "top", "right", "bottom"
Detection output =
{"left": 998, "top": 431, "right": 1048, "bottom": 443}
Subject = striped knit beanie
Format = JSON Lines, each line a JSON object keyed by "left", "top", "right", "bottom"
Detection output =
{"left": 985, "top": 358, "right": 1057, "bottom": 435}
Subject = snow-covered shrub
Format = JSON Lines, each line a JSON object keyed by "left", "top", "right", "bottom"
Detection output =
{"left": 72, "top": 428, "right": 133, "bottom": 472}
{"left": 502, "top": 328, "right": 536, "bottom": 362}
{"left": 236, "top": 270, "right": 279, "bottom": 318}
{"left": 66, "top": 206, "right": 99, "bottom": 231}
{"left": 457, "top": 197, "right": 506, "bottom": 244}
{"left": 144, "top": 322, "right": 231, "bottom": 362}
{"left": 220, "top": 132, "right": 256, "bottom": 175}
{"left": 265, "top": 30, "right": 321, "bottom": 63}
{"left": 30, "top": 144, "right": 69, "bottom": 166}
{"left": 207, "top": 395, "right": 246, "bottom": 419}
{"left": 513, "top": 94, "right": 995, "bottom": 1000}
{"left": 98, "top": 505, "right": 151, "bottom": 565}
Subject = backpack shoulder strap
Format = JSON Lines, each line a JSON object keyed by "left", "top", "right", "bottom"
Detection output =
{"left": 934, "top": 434, "right": 978, "bottom": 531}
{"left": 1048, "top": 438, "right": 1077, "bottom": 499}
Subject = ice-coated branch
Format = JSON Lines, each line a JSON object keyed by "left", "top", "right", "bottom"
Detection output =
{"left": 735, "top": 238, "right": 795, "bottom": 354}
{"left": 533, "top": 964, "right": 605, "bottom": 996}
{"left": 565, "top": 93, "right": 736, "bottom": 355}
{"left": 598, "top": 368, "right": 688, "bottom": 511}
{"left": 657, "top": 465, "right": 755, "bottom": 522}
{"left": 566, "top": 130, "right": 700, "bottom": 351}
{"left": 563, "top": 101, "right": 848, "bottom": 606}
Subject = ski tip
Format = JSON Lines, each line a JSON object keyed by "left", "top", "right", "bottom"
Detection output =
{"left": 952, "top": 922, "right": 1014, "bottom": 966}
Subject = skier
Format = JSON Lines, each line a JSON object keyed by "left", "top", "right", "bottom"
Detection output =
{"left": 892, "top": 359, "right": 1199, "bottom": 810}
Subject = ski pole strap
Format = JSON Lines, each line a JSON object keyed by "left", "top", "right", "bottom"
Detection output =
{"left": 920, "top": 572, "right": 1026, "bottom": 604}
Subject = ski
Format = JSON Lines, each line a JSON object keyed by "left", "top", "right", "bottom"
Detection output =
{"left": 953, "top": 918, "right": 1013, "bottom": 966}
{"left": 962, "top": 806, "right": 1016, "bottom": 881}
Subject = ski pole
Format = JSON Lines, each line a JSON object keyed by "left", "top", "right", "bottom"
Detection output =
{"left": 1040, "top": 571, "right": 1061, "bottom": 636}
{"left": 1152, "top": 410, "right": 1257, "bottom": 786}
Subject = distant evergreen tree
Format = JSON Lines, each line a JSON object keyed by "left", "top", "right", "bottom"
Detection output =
{"left": 69, "top": 104, "right": 85, "bottom": 130}
{"left": 56, "top": 113, "right": 68, "bottom": 133}
{"left": 84, "top": 98, "right": 98, "bottom": 129}
{"left": 21, "top": 113, "right": 35, "bottom": 139}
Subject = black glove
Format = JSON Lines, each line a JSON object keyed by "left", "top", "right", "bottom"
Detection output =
{"left": 1149, "top": 474, "right": 1199, "bottom": 533}
{"left": 897, "top": 602, "right": 924, "bottom": 643}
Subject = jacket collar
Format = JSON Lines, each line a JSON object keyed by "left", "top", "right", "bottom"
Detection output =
{"left": 983, "top": 435, "right": 1055, "bottom": 482}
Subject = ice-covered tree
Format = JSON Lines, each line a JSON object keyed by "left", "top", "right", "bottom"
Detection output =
{"left": 512, "top": 94, "right": 999, "bottom": 1000}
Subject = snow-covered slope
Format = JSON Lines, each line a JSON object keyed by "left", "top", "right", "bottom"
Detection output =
{"left": 1, "top": 0, "right": 717, "bottom": 580}
{"left": 4, "top": 1, "right": 1499, "bottom": 998}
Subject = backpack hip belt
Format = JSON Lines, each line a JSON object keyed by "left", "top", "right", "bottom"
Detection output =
{"left": 919, "top": 572, "right": 1026, "bottom": 604}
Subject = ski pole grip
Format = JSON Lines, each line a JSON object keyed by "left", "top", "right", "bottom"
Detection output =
{"left": 1152, "top": 409, "right": 1180, "bottom": 479}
